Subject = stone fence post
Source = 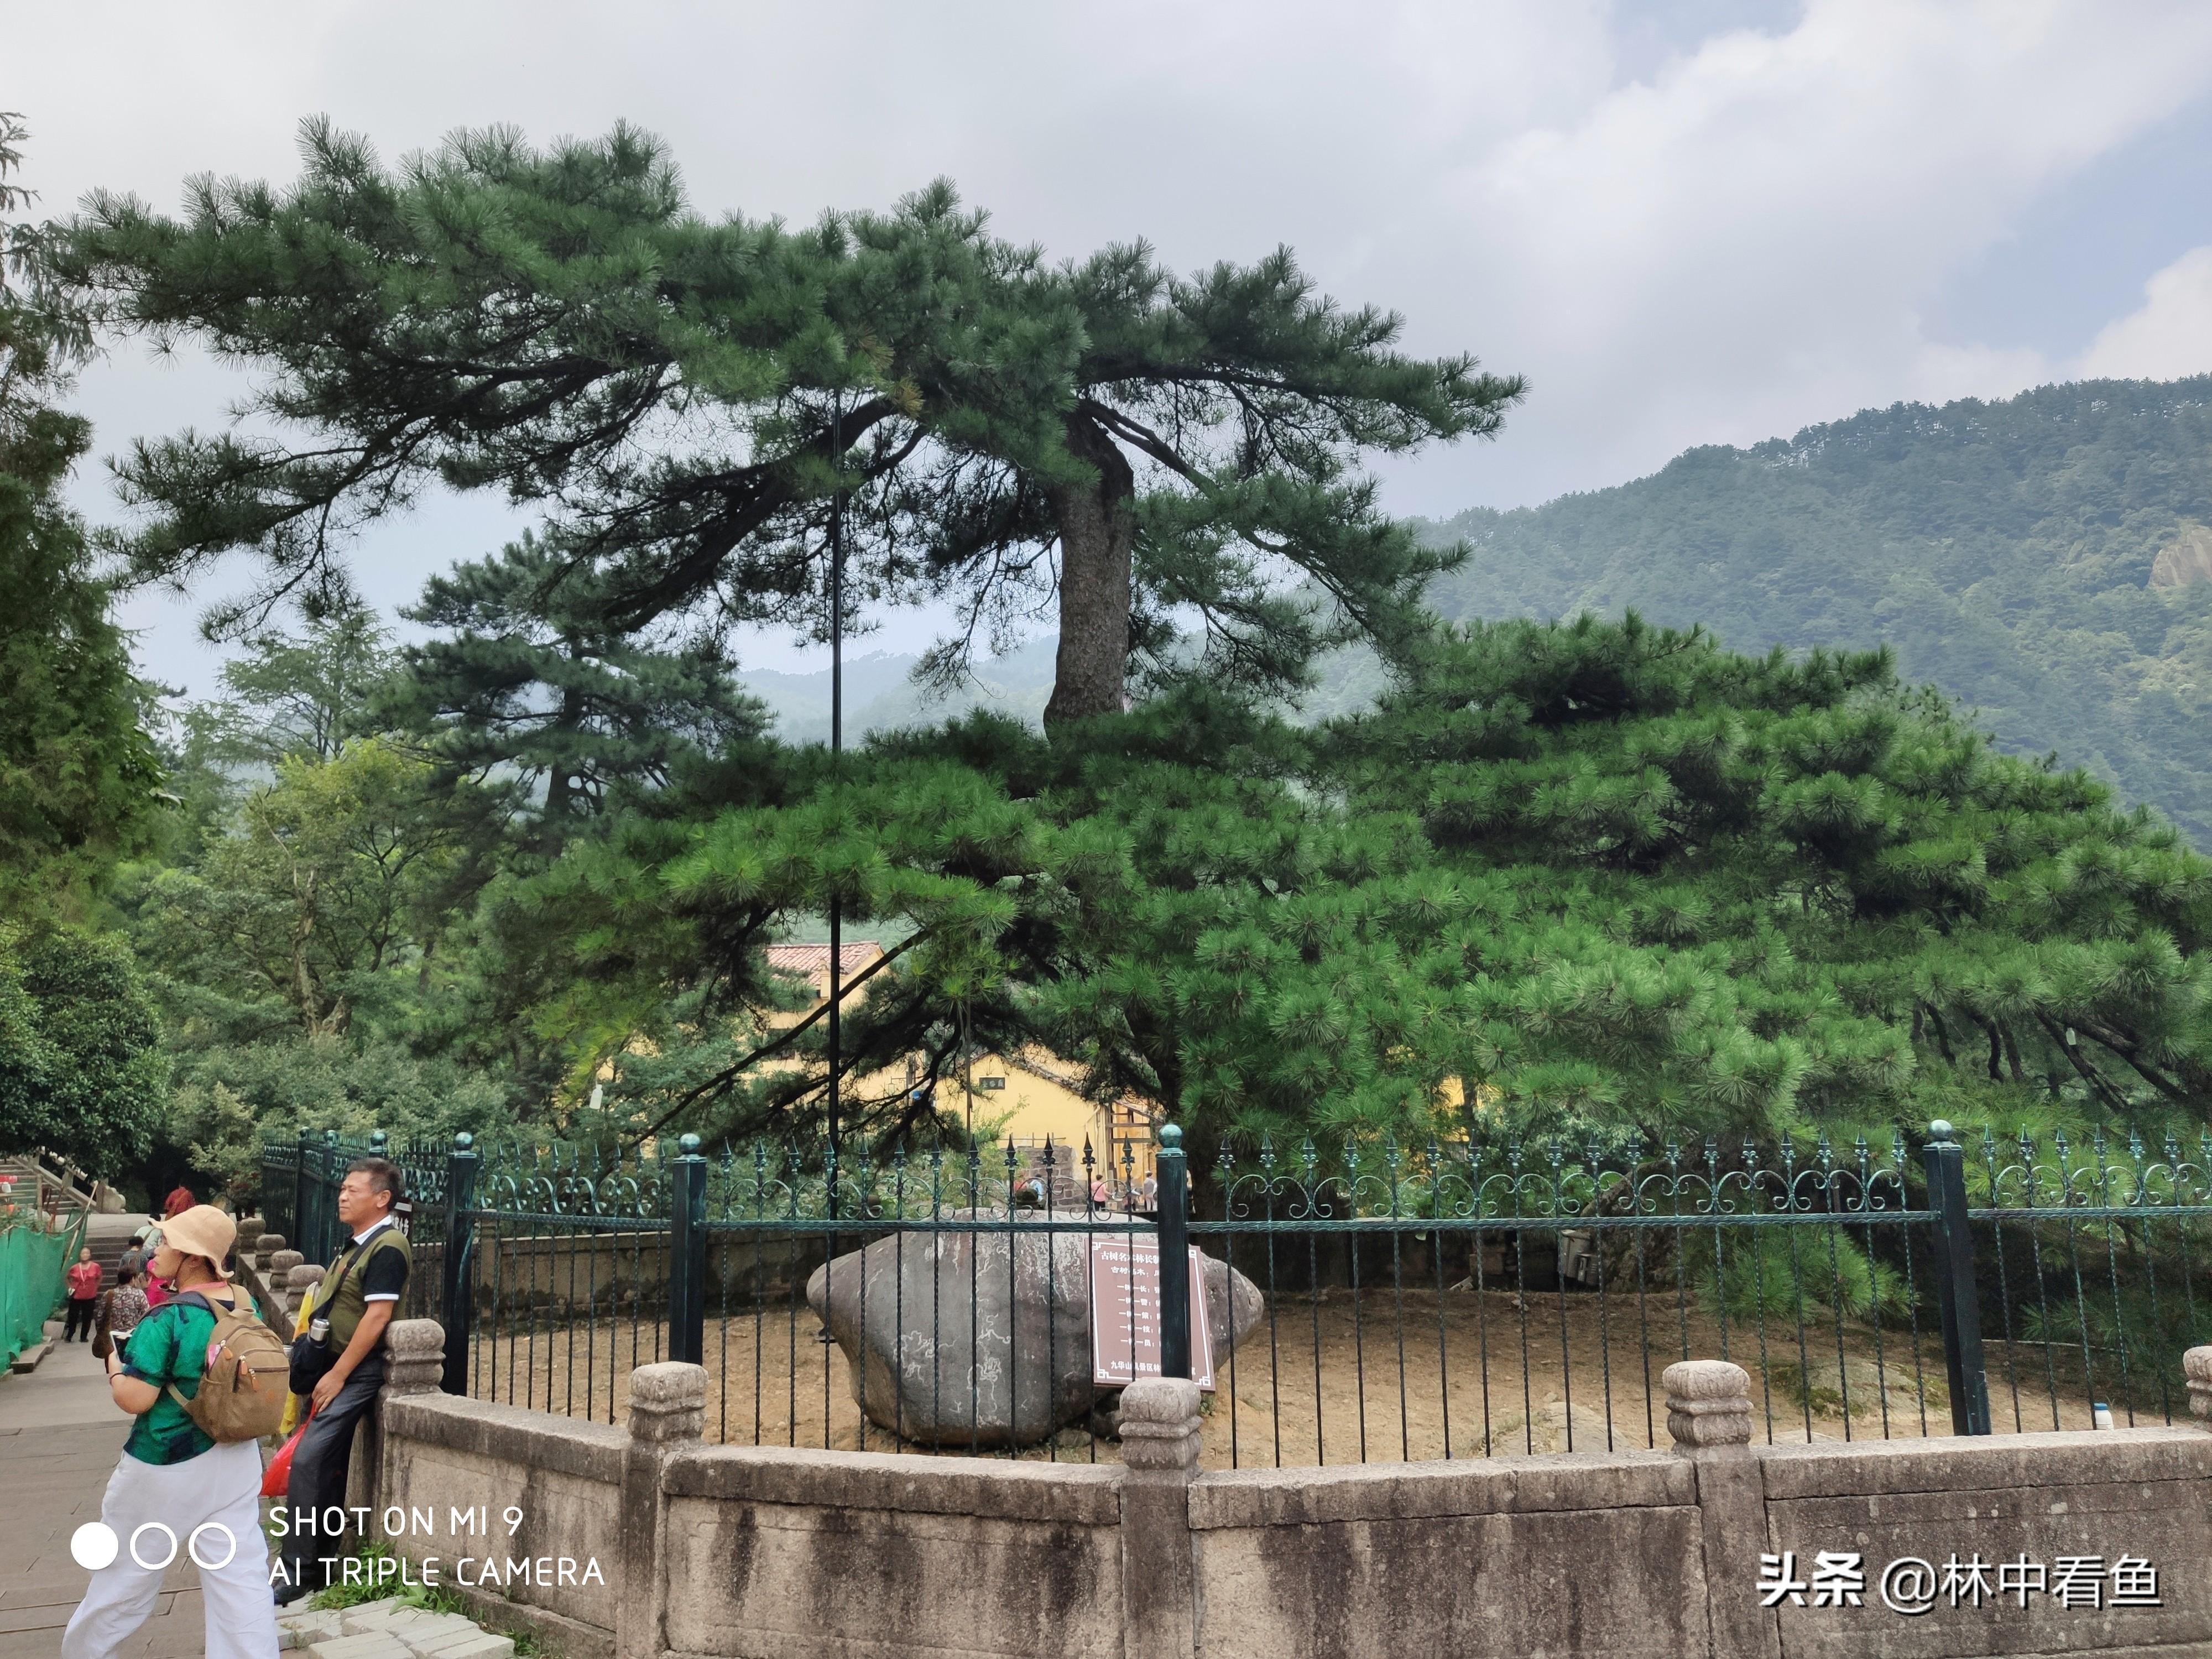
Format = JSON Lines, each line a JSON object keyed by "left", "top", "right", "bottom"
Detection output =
{"left": 1119, "top": 1376, "right": 1202, "bottom": 1659}
{"left": 284, "top": 1262, "right": 325, "bottom": 1322}
{"left": 382, "top": 1317, "right": 447, "bottom": 1397}
{"left": 1665, "top": 1359, "right": 1754, "bottom": 1453}
{"left": 618, "top": 1362, "right": 705, "bottom": 1659}
{"left": 2187, "top": 1347, "right": 2212, "bottom": 1425}
{"left": 366, "top": 1319, "right": 447, "bottom": 1532}
{"left": 1664, "top": 1360, "right": 1775, "bottom": 1659}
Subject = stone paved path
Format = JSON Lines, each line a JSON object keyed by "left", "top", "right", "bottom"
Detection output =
{"left": 0, "top": 1288, "right": 216, "bottom": 1656}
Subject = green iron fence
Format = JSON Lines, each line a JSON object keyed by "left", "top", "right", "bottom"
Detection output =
{"left": 260, "top": 1119, "right": 2212, "bottom": 1467}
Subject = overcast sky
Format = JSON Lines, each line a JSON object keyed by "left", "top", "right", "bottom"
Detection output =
{"left": 18, "top": 0, "right": 2212, "bottom": 693}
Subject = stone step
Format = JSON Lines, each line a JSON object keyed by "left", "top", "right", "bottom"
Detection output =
{"left": 303, "top": 1634, "right": 416, "bottom": 1659}
{"left": 276, "top": 1598, "right": 514, "bottom": 1659}
{"left": 405, "top": 1634, "right": 514, "bottom": 1658}
{"left": 274, "top": 1607, "right": 347, "bottom": 1650}
{"left": 9, "top": 1340, "right": 50, "bottom": 1374}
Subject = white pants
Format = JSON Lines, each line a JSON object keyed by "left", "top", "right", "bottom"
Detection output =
{"left": 61, "top": 1437, "right": 280, "bottom": 1659}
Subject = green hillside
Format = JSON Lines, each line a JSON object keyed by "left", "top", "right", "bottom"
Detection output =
{"left": 1422, "top": 378, "right": 2212, "bottom": 844}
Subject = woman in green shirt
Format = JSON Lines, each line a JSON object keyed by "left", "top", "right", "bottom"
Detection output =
{"left": 61, "top": 1205, "right": 279, "bottom": 1659}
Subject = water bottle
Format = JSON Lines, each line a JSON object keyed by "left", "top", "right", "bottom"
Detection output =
{"left": 2092, "top": 1400, "right": 2114, "bottom": 1430}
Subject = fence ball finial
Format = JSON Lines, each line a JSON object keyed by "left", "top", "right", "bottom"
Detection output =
{"left": 2187, "top": 1348, "right": 2212, "bottom": 1426}
{"left": 1663, "top": 1360, "right": 1753, "bottom": 1454}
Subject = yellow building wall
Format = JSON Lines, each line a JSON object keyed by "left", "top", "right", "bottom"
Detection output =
{"left": 945, "top": 1056, "right": 1156, "bottom": 1185}
{"left": 754, "top": 946, "right": 1160, "bottom": 1185}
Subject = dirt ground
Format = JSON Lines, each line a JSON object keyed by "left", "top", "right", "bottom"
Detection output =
{"left": 462, "top": 1285, "right": 2134, "bottom": 1469}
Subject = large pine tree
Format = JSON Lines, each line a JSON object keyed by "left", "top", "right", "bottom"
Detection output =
{"left": 61, "top": 121, "right": 1520, "bottom": 727}
{"left": 520, "top": 612, "right": 2210, "bottom": 1149}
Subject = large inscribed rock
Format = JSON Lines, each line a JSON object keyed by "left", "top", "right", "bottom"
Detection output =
{"left": 804, "top": 1215, "right": 1262, "bottom": 1447}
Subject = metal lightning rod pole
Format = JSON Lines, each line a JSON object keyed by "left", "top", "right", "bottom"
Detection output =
{"left": 826, "top": 395, "right": 845, "bottom": 1206}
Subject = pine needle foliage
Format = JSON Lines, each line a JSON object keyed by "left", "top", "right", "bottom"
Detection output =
{"left": 59, "top": 120, "right": 1519, "bottom": 724}
{"left": 539, "top": 613, "right": 2211, "bottom": 1156}
{"left": 386, "top": 531, "right": 770, "bottom": 836}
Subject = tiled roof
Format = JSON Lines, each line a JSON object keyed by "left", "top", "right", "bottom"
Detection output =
{"left": 765, "top": 942, "right": 882, "bottom": 975}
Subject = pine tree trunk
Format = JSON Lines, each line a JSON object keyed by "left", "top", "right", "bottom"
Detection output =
{"left": 1044, "top": 411, "right": 1136, "bottom": 731}
{"left": 291, "top": 868, "right": 324, "bottom": 1034}
{"left": 543, "top": 683, "right": 585, "bottom": 819}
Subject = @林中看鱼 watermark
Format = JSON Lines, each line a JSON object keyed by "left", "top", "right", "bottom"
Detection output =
{"left": 1758, "top": 1550, "right": 2162, "bottom": 1616}
{"left": 70, "top": 1504, "right": 605, "bottom": 1591}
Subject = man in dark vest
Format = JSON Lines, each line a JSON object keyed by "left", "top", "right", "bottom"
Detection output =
{"left": 276, "top": 1156, "right": 411, "bottom": 1603}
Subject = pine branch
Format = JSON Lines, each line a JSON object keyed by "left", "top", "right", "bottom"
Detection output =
{"left": 624, "top": 927, "right": 933, "bottom": 1145}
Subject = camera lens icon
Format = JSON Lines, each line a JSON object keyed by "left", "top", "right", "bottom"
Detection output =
{"left": 70, "top": 1520, "right": 239, "bottom": 1572}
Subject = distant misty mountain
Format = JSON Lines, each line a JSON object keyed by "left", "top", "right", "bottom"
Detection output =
{"left": 738, "top": 639, "right": 1058, "bottom": 746}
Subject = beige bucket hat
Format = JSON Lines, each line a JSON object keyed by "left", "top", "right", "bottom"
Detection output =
{"left": 158, "top": 1204, "right": 236, "bottom": 1278}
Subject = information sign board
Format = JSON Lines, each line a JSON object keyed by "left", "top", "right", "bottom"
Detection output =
{"left": 1088, "top": 1236, "right": 1215, "bottom": 1391}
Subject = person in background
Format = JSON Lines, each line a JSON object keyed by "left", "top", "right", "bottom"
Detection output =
{"left": 63, "top": 1206, "right": 279, "bottom": 1659}
{"left": 93, "top": 1265, "right": 149, "bottom": 1359}
{"left": 130, "top": 1216, "right": 169, "bottom": 1307}
{"left": 62, "top": 1248, "right": 101, "bottom": 1342}
{"left": 117, "top": 1237, "right": 144, "bottom": 1279}
{"left": 161, "top": 1184, "right": 195, "bottom": 1220}
{"left": 277, "top": 1157, "right": 411, "bottom": 1604}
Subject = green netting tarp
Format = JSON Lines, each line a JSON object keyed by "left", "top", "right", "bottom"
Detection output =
{"left": 0, "top": 1217, "right": 83, "bottom": 1368}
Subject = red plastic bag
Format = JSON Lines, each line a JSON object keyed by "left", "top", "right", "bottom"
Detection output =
{"left": 261, "top": 1404, "right": 315, "bottom": 1498}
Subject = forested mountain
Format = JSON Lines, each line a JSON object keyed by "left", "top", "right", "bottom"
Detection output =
{"left": 1420, "top": 378, "right": 2212, "bottom": 844}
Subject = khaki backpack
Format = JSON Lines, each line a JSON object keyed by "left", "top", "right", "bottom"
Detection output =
{"left": 168, "top": 1289, "right": 290, "bottom": 1443}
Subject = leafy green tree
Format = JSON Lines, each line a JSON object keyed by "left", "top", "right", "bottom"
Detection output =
{"left": 61, "top": 121, "right": 1519, "bottom": 727}
{"left": 0, "top": 926, "right": 165, "bottom": 1172}
{"left": 0, "top": 114, "right": 160, "bottom": 915}
{"left": 167, "top": 1037, "right": 508, "bottom": 1206}
{"left": 204, "top": 597, "right": 395, "bottom": 766}
{"left": 389, "top": 533, "right": 768, "bottom": 829}
{"left": 134, "top": 737, "right": 489, "bottom": 1040}
{"left": 119, "top": 609, "right": 540, "bottom": 1179}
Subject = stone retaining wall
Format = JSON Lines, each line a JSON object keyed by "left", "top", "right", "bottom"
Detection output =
{"left": 363, "top": 1323, "right": 2212, "bottom": 1659}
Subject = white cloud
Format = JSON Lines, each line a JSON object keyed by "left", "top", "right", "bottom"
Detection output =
{"left": 2077, "top": 246, "right": 2212, "bottom": 381}
{"left": 1423, "top": 0, "right": 2212, "bottom": 503}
